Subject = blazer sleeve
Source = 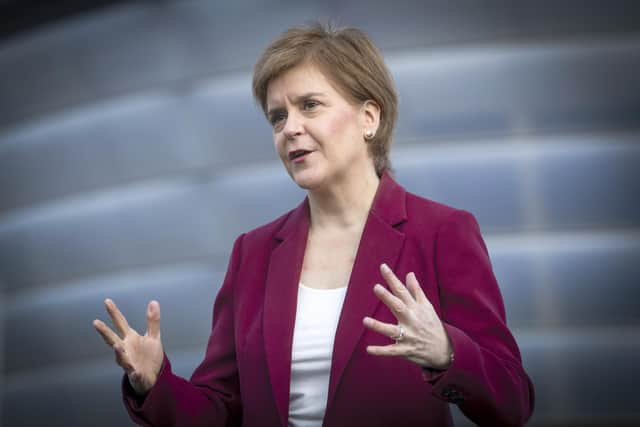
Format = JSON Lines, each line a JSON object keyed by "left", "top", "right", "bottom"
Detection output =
{"left": 427, "top": 210, "right": 535, "bottom": 427}
{"left": 121, "top": 234, "right": 245, "bottom": 427}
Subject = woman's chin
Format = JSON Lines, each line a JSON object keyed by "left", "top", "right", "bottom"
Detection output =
{"left": 289, "top": 169, "right": 324, "bottom": 190}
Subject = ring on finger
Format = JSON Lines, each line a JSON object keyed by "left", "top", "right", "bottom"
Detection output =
{"left": 392, "top": 324, "right": 405, "bottom": 343}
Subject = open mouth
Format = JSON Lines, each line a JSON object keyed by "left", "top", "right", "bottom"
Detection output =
{"left": 289, "top": 149, "right": 312, "bottom": 161}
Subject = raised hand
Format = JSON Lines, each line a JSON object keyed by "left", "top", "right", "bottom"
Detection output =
{"left": 93, "top": 299, "right": 164, "bottom": 396}
{"left": 363, "top": 264, "right": 453, "bottom": 370}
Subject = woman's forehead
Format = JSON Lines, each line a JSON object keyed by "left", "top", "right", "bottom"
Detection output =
{"left": 266, "top": 64, "right": 336, "bottom": 106}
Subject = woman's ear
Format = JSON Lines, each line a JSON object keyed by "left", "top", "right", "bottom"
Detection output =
{"left": 362, "top": 99, "right": 381, "bottom": 136}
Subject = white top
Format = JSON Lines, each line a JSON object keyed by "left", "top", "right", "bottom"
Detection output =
{"left": 288, "top": 283, "right": 348, "bottom": 427}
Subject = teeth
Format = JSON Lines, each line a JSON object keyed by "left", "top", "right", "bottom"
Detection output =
{"left": 291, "top": 150, "right": 309, "bottom": 159}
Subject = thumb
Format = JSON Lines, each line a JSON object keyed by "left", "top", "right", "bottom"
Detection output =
{"left": 146, "top": 300, "right": 161, "bottom": 339}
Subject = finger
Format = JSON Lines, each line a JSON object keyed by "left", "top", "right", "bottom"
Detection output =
{"left": 366, "top": 343, "right": 411, "bottom": 357}
{"left": 373, "top": 283, "right": 410, "bottom": 320}
{"left": 104, "top": 298, "right": 130, "bottom": 337}
{"left": 406, "top": 272, "right": 429, "bottom": 306}
{"left": 146, "top": 300, "right": 161, "bottom": 339}
{"left": 93, "top": 319, "right": 122, "bottom": 347}
{"left": 363, "top": 316, "right": 402, "bottom": 340}
{"left": 113, "top": 343, "right": 135, "bottom": 374}
{"left": 380, "top": 264, "right": 415, "bottom": 306}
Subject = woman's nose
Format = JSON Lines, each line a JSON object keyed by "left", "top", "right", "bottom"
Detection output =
{"left": 282, "top": 111, "right": 304, "bottom": 138}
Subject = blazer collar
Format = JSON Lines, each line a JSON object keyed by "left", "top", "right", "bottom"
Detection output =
{"left": 274, "top": 171, "right": 407, "bottom": 241}
{"left": 264, "top": 171, "right": 407, "bottom": 427}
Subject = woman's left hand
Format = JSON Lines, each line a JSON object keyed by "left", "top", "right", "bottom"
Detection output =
{"left": 363, "top": 263, "right": 453, "bottom": 370}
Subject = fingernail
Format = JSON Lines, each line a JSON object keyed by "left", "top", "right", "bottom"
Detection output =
{"left": 381, "top": 263, "right": 390, "bottom": 272}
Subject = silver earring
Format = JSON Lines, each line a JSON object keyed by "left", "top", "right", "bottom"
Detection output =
{"left": 364, "top": 130, "right": 374, "bottom": 140}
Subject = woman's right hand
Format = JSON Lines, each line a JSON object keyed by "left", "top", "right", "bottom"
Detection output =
{"left": 93, "top": 299, "right": 164, "bottom": 396}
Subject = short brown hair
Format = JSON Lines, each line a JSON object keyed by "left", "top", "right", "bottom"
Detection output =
{"left": 252, "top": 22, "right": 398, "bottom": 177}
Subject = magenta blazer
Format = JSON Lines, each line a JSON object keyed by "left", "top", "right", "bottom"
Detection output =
{"left": 123, "top": 171, "right": 535, "bottom": 426}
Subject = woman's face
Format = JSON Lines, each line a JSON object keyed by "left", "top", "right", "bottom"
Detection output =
{"left": 266, "top": 63, "right": 376, "bottom": 191}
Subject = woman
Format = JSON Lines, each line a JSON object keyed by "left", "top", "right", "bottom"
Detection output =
{"left": 94, "top": 23, "right": 535, "bottom": 426}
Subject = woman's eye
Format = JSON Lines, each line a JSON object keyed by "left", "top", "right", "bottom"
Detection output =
{"left": 303, "top": 100, "right": 319, "bottom": 111}
{"left": 270, "top": 112, "right": 286, "bottom": 126}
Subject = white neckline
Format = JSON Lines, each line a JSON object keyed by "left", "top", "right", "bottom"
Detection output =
{"left": 299, "top": 282, "right": 347, "bottom": 292}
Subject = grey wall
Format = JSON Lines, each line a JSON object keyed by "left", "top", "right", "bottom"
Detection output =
{"left": 1, "top": 1, "right": 639, "bottom": 426}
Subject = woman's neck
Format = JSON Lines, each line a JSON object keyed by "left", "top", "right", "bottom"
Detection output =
{"left": 307, "top": 168, "right": 380, "bottom": 232}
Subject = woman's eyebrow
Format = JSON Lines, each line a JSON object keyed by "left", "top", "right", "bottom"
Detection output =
{"left": 267, "top": 92, "right": 325, "bottom": 116}
{"left": 289, "top": 92, "right": 325, "bottom": 103}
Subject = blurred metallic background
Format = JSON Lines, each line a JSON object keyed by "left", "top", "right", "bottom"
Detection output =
{"left": 1, "top": 0, "right": 639, "bottom": 426}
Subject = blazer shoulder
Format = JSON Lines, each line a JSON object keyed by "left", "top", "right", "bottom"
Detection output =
{"left": 240, "top": 205, "right": 298, "bottom": 245}
{"left": 404, "top": 190, "right": 471, "bottom": 224}
{"left": 402, "top": 191, "right": 486, "bottom": 252}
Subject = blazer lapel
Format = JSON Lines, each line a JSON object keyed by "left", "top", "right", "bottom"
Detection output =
{"left": 326, "top": 172, "right": 407, "bottom": 412}
{"left": 263, "top": 199, "right": 310, "bottom": 427}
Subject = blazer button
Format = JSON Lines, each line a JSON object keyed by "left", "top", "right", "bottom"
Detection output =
{"left": 450, "top": 394, "right": 465, "bottom": 405}
{"left": 441, "top": 387, "right": 454, "bottom": 399}
{"left": 441, "top": 387, "right": 464, "bottom": 404}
